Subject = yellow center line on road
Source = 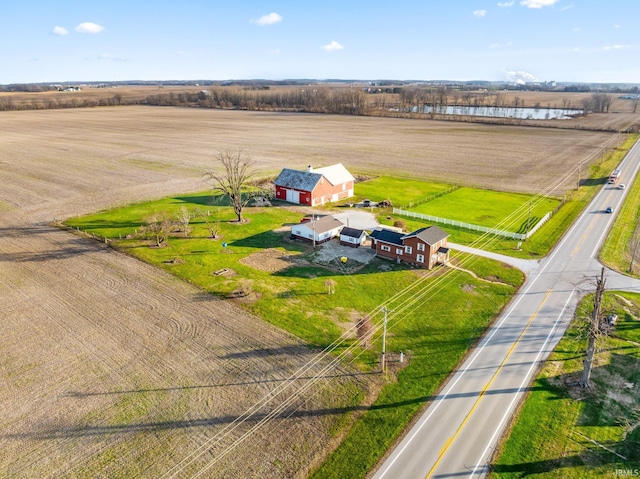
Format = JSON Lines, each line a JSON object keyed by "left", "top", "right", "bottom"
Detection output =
{"left": 571, "top": 221, "right": 594, "bottom": 257}
{"left": 425, "top": 289, "right": 552, "bottom": 479}
{"left": 572, "top": 190, "right": 615, "bottom": 256}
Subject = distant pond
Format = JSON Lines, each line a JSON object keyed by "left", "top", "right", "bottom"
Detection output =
{"left": 412, "top": 105, "right": 583, "bottom": 120}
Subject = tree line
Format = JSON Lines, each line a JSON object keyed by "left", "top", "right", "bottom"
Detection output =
{"left": 0, "top": 84, "right": 630, "bottom": 118}
{"left": 144, "top": 88, "right": 368, "bottom": 115}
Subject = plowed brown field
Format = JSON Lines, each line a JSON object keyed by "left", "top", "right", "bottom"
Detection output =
{"left": 0, "top": 106, "right": 626, "bottom": 478}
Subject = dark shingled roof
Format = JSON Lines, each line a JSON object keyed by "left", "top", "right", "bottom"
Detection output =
{"left": 403, "top": 226, "right": 449, "bottom": 245}
{"left": 274, "top": 169, "right": 323, "bottom": 191}
{"left": 340, "top": 227, "right": 365, "bottom": 238}
{"left": 370, "top": 228, "right": 404, "bottom": 246}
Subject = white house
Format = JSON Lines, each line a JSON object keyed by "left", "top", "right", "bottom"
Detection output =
{"left": 291, "top": 216, "right": 344, "bottom": 244}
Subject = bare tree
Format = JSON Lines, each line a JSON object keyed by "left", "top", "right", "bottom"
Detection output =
{"left": 204, "top": 150, "right": 256, "bottom": 223}
{"left": 176, "top": 206, "right": 192, "bottom": 237}
{"left": 628, "top": 225, "right": 640, "bottom": 274}
{"left": 196, "top": 208, "right": 221, "bottom": 239}
{"left": 142, "top": 211, "right": 176, "bottom": 247}
{"left": 581, "top": 268, "right": 606, "bottom": 388}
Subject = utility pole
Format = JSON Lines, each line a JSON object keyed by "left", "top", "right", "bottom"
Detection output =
{"left": 312, "top": 216, "right": 316, "bottom": 248}
{"left": 381, "top": 307, "right": 392, "bottom": 372}
{"left": 581, "top": 267, "right": 605, "bottom": 388}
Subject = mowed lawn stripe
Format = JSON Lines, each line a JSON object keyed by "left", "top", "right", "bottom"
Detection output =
{"left": 408, "top": 187, "right": 561, "bottom": 233}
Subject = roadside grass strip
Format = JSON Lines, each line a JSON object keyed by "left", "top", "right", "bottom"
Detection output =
{"left": 490, "top": 291, "right": 640, "bottom": 478}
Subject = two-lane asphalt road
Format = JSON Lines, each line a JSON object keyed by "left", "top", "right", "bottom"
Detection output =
{"left": 372, "top": 139, "right": 640, "bottom": 479}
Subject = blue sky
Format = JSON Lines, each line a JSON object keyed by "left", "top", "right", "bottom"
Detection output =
{"left": 2, "top": 0, "right": 638, "bottom": 84}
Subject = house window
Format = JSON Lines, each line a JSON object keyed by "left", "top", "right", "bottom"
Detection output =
{"left": 396, "top": 248, "right": 403, "bottom": 255}
{"left": 342, "top": 183, "right": 346, "bottom": 190}
{"left": 416, "top": 254, "right": 424, "bottom": 263}
{"left": 405, "top": 246, "right": 412, "bottom": 254}
{"left": 381, "top": 245, "right": 391, "bottom": 252}
{"left": 417, "top": 243, "right": 425, "bottom": 251}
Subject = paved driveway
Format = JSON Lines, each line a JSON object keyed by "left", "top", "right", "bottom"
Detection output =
{"left": 333, "top": 210, "right": 380, "bottom": 230}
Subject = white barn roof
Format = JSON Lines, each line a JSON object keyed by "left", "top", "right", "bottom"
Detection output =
{"left": 313, "top": 163, "right": 355, "bottom": 186}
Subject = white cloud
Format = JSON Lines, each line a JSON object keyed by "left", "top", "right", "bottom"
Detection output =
{"left": 603, "top": 44, "right": 630, "bottom": 51}
{"left": 614, "top": 24, "right": 621, "bottom": 29}
{"left": 498, "top": 1, "right": 515, "bottom": 6}
{"left": 520, "top": 0, "right": 560, "bottom": 8}
{"left": 473, "top": 9, "right": 487, "bottom": 17}
{"left": 322, "top": 41, "right": 344, "bottom": 52}
{"left": 252, "top": 12, "right": 282, "bottom": 25}
{"left": 75, "top": 22, "right": 105, "bottom": 34}
{"left": 51, "top": 26, "right": 68, "bottom": 36}
{"left": 505, "top": 70, "right": 539, "bottom": 84}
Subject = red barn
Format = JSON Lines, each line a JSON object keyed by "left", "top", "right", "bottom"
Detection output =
{"left": 274, "top": 163, "right": 355, "bottom": 206}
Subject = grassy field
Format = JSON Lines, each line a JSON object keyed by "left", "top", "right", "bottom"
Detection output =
{"left": 65, "top": 195, "right": 525, "bottom": 478}
{"left": 490, "top": 291, "right": 640, "bottom": 478}
{"left": 407, "top": 187, "right": 561, "bottom": 233}
{"left": 351, "top": 176, "right": 457, "bottom": 206}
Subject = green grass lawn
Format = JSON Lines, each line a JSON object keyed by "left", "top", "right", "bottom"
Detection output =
{"left": 490, "top": 291, "right": 640, "bottom": 478}
{"left": 352, "top": 176, "right": 456, "bottom": 207}
{"left": 409, "top": 187, "right": 561, "bottom": 233}
{"left": 65, "top": 193, "right": 524, "bottom": 477}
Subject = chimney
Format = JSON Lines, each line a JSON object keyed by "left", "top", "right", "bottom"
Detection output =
{"left": 307, "top": 165, "right": 313, "bottom": 172}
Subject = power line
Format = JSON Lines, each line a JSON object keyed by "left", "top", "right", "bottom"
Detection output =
{"left": 166, "top": 137, "right": 622, "bottom": 477}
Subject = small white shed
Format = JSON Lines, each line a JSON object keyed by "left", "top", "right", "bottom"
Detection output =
{"left": 339, "top": 227, "right": 367, "bottom": 247}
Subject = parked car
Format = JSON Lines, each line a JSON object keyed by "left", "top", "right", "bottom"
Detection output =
{"left": 362, "top": 199, "right": 371, "bottom": 207}
{"left": 605, "top": 207, "right": 613, "bottom": 213}
{"left": 619, "top": 183, "right": 626, "bottom": 190}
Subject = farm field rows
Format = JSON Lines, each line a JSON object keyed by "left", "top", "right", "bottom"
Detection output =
{"left": 0, "top": 106, "right": 625, "bottom": 477}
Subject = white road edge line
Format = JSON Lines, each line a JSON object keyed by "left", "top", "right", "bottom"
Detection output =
{"left": 468, "top": 289, "right": 576, "bottom": 478}
{"left": 375, "top": 221, "right": 581, "bottom": 477}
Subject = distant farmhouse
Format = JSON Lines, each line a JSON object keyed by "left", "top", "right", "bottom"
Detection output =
{"left": 274, "top": 163, "right": 355, "bottom": 206}
{"left": 370, "top": 226, "right": 449, "bottom": 269}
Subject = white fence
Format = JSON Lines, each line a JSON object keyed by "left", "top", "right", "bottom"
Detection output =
{"left": 393, "top": 208, "right": 552, "bottom": 241}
